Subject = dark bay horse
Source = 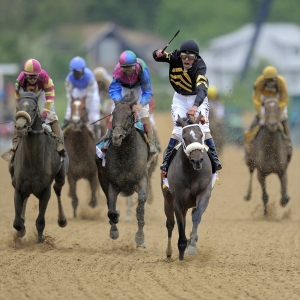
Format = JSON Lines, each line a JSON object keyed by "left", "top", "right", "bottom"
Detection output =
{"left": 9, "top": 91, "right": 68, "bottom": 243}
{"left": 96, "top": 94, "right": 155, "bottom": 247}
{"left": 244, "top": 97, "right": 290, "bottom": 216}
{"left": 64, "top": 94, "right": 99, "bottom": 218}
{"left": 163, "top": 115, "right": 212, "bottom": 261}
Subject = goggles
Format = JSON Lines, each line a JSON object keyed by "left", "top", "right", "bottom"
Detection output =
{"left": 26, "top": 75, "right": 38, "bottom": 80}
{"left": 265, "top": 78, "right": 276, "bottom": 82}
{"left": 121, "top": 65, "right": 135, "bottom": 71}
{"left": 180, "top": 53, "right": 196, "bottom": 60}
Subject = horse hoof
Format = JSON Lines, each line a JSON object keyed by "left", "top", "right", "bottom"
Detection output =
{"left": 110, "top": 230, "right": 119, "bottom": 240}
{"left": 38, "top": 237, "right": 44, "bottom": 244}
{"left": 166, "top": 254, "right": 172, "bottom": 259}
{"left": 135, "top": 234, "right": 145, "bottom": 247}
{"left": 124, "top": 215, "right": 132, "bottom": 222}
{"left": 280, "top": 196, "right": 290, "bottom": 207}
{"left": 58, "top": 218, "right": 68, "bottom": 228}
{"left": 17, "top": 227, "right": 26, "bottom": 238}
{"left": 244, "top": 195, "right": 251, "bottom": 201}
{"left": 186, "top": 245, "right": 197, "bottom": 255}
{"left": 89, "top": 201, "right": 97, "bottom": 208}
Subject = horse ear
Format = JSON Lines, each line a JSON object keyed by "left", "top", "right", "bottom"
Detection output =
{"left": 176, "top": 115, "right": 185, "bottom": 127}
{"left": 195, "top": 113, "right": 202, "bottom": 124}
{"left": 129, "top": 97, "right": 137, "bottom": 107}
{"left": 36, "top": 90, "right": 42, "bottom": 98}
{"left": 71, "top": 94, "right": 75, "bottom": 102}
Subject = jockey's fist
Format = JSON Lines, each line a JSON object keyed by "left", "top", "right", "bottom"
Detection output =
{"left": 156, "top": 50, "right": 164, "bottom": 57}
{"left": 187, "top": 105, "right": 198, "bottom": 117}
{"left": 132, "top": 104, "right": 143, "bottom": 114}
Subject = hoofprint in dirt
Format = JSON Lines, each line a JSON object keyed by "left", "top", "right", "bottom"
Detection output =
{"left": 0, "top": 112, "right": 299, "bottom": 300}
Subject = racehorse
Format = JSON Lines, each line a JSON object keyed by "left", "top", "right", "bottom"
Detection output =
{"left": 209, "top": 109, "right": 225, "bottom": 155}
{"left": 64, "top": 94, "right": 99, "bottom": 218}
{"left": 244, "top": 97, "right": 290, "bottom": 216}
{"left": 96, "top": 94, "right": 156, "bottom": 247}
{"left": 9, "top": 91, "right": 68, "bottom": 243}
{"left": 163, "top": 115, "right": 213, "bottom": 261}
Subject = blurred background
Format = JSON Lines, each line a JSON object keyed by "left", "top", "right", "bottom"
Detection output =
{"left": 0, "top": 0, "right": 299, "bottom": 149}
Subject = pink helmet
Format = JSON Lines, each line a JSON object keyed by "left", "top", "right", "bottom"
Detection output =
{"left": 23, "top": 58, "right": 42, "bottom": 75}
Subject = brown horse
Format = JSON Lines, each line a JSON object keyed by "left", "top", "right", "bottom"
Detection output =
{"left": 163, "top": 115, "right": 213, "bottom": 261}
{"left": 96, "top": 94, "right": 156, "bottom": 247}
{"left": 9, "top": 91, "right": 68, "bottom": 243}
{"left": 64, "top": 94, "right": 99, "bottom": 218}
{"left": 244, "top": 97, "right": 290, "bottom": 215}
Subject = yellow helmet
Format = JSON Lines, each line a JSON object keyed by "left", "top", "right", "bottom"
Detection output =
{"left": 93, "top": 67, "right": 109, "bottom": 81}
{"left": 207, "top": 85, "right": 218, "bottom": 99}
{"left": 262, "top": 66, "right": 278, "bottom": 79}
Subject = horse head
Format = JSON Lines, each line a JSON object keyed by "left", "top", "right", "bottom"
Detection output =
{"left": 69, "top": 94, "right": 88, "bottom": 131}
{"left": 264, "top": 97, "right": 281, "bottom": 133}
{"left": 111, "top": 94, "right": 136, "bottom": 147}
{"left": 177, "top": 114, "right": 205, "bottom": 170}
{"left": 15, "top": 90, "right": 42, "bottom": 137}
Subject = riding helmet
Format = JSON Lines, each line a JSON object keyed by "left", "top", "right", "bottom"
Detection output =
{"left": 119, "top": 50, "right": 137, "bottom": 67}
{"left": 262, "top": 66, "right": 278, "bottom": 79}
{"left": 23, "top": 58, "right": 42, "bottom": 75}
{"left": 179, "top": 40, "right": 199, "bottom": 55}
{"left": 69, "top": 56, "right": 86, "bottom": 71}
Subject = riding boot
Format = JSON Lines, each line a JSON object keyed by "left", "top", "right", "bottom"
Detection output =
{"left": 1, "top": 131, "right": 20, "bottom": 162}
{"left": 100, "top": 129, "right": 113, "bottom": 152}
{"left": 282, "top": 120, "right": 293, "bottom": 162}
{"left": 160, "top": 138, "right": 179, "bottom": 174}
{"left": 244, "top": 115, "right": 259, "bottom": 156}
{"left": 50, "top": 121, "right": 66, "bottom": 158}
{"left": 249, "top": 114, "right": 259, "bottom": 130}
{"left": 141, "top": 117, "right": 158, "bottom": 156}
{"left": 205, "top": 138, "right": 222, "bottom": 171}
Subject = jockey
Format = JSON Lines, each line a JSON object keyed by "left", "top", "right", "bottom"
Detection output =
{"left": 101, "top": 50, "right": 158, "bottom": 156}
{"left": 207, "top": 85, "right": 225, "bottom": 123}
{"left": 153, "top": 40, "right": 222, "bottom": 174}
{"left": 93, "top": 67, "right": 113, "bottom": 137}
{"left": 63, "top": 56, "right": 101, "bottom": 139}
{"left": 12, "top": 58, "right": 65, "bottom": 157}
{"left": 247, "top": 65, "right": 292, "bottom": 160}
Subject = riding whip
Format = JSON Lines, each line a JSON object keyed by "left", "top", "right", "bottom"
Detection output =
{"left": 90, "top": 113, "right": 112, "bottom": 125}
{"left": 162, "top": 29, "right": 180, "bottom": 52}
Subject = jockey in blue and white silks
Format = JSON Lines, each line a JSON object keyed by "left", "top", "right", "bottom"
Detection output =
{"left": 64, "top": 56, "right": 100, "bottom": 137}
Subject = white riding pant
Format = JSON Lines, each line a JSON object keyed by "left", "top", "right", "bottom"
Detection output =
{"left": 64, "top": 81, "right": 101, "bottom": 123}
{"left": 171, "top": 92, "right": 210, "bottom": 139}
{"left": 110, "top": 86, "right": 150, "bottom": 119}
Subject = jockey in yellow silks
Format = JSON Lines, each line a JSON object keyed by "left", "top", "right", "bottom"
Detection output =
{"left": 245, "top": 65, "right": 292, "bottom": 160}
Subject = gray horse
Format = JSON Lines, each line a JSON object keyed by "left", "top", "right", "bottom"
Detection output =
{"left": 163, "top": 115, "right": 212, "bottom": 261}
{"left": 96, "top": 94, "right": 155, "bottom": 247}
{"left": 9, "top": 91, "right": 68, "bottom": 243}
{"left": 244, "top": 97, "right": 290, "bottom": 216}
{"left": 64, "top": 94, "right": 99, "bottom": 218}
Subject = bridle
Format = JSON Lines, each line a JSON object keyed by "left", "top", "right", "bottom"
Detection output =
{"left": 181, "top": 123, "right": 205, "bottom": 157}
{"left": 112, "top": 110, "right": 135, "bottom": 139}
{"left": 15, "top": 96, "right": 44, "bottom": 135}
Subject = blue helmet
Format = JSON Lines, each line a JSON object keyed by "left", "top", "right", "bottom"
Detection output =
{"left": 69, "top": 56, "right": 86, "bottom": 71}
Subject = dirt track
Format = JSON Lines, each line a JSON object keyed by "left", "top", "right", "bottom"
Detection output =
{"left": 0, "top": 112, "right": 299, "bottom": 300}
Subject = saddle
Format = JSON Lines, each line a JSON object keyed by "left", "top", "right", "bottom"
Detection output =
{"left": 95, "top": 121, "right": 152, "bottom": 161}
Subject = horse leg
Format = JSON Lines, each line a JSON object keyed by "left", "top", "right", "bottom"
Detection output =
{"left": 135, "top": 178, "right": 148, "bottom": 248}
{"left": 107, "top": 185, "right": 120, "bottom": 240}
{"left": 174, "top": 202, "right": 188, "bottom": 261}
{"left": 279, "top": 171, "right": 290, "bottom": 207}
{"left": 13, "top": 190, "right": 27, "bottom": 238}
{"left": 187, "top": 195, "right": 210, "bottom": 255}
{"left": 125, "top": 196, "right": 133, "bottom": 222}
{"left": 54, "top": 172, "right": 68, "bottom": 228}
{"left": 244, "top": 166, "right": 254, "bottom": 201}
{"left": 88, "top": 173, "right": 98, "bottom": 208}
{"left": 257, "top": 172, "right": 268, "bottom": 216}
{"left": 36, "top": 186, "right": 51, "bottom": 243}
{"left": 164, "top": 190, "right": 175, "bottom": 258}
{"left": 68, "top": 177, "right": 79, "bottom": 218}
